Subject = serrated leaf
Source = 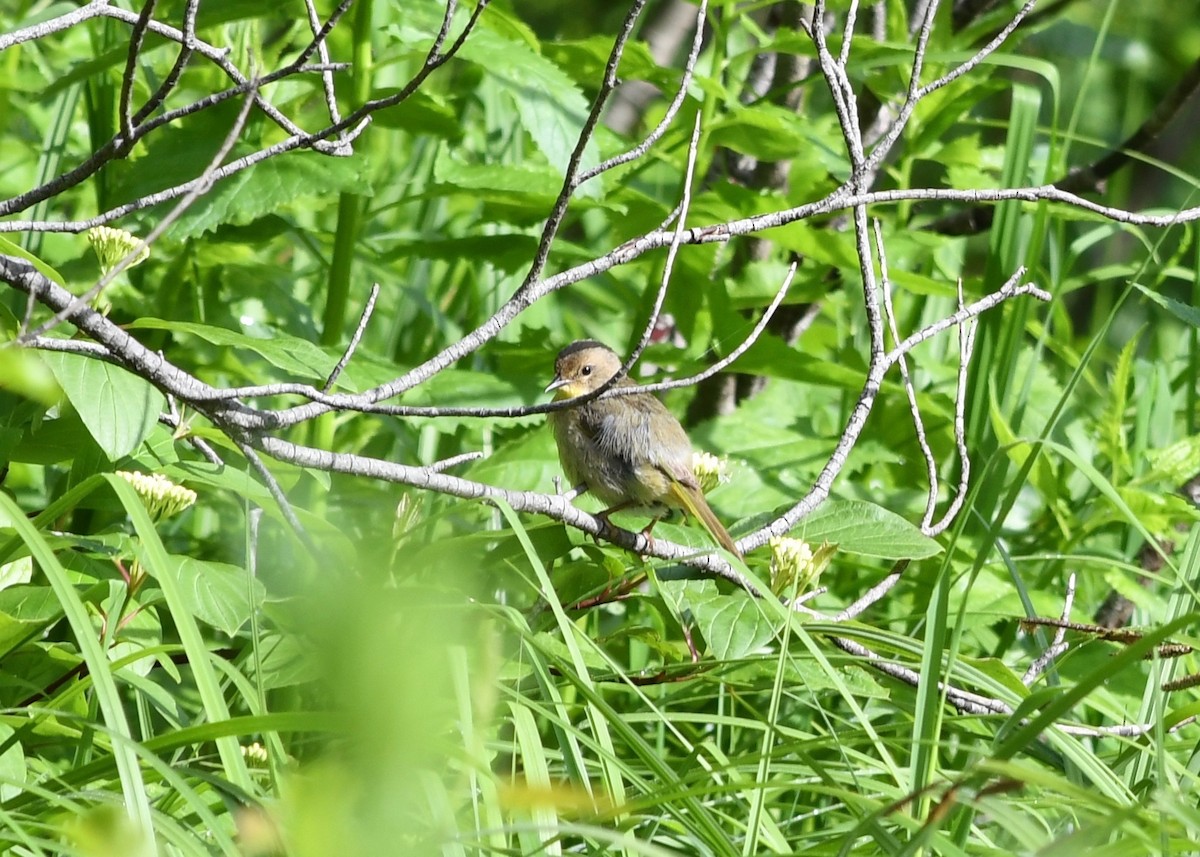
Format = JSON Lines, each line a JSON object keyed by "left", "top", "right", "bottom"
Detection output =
{"left": 1146, "top": 435, "right": 1200, "bottom": 484}
{"left": 1135, "top": 282, "right": 1200, "bottom": 327}
{"left": 369, "top": 89, "right": 463, "bottom": 141}
{"left": 459, "top": 28, "right": 599, "bottom": 184}
{"left": 432, "top": 155, "right": 561, "bottom": 200}
{"left": 168, "top": 151, "right": 371, "bottom": 239}
{"left": 40, "top": 353, "right": 164, "bottom": 460}
{"left": 792, "top": 500, "right": 942, "bottom": 559}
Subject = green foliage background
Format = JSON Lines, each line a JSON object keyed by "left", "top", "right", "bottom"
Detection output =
{"left": 1, "top": 0, "right": 1200, "bottom": 854}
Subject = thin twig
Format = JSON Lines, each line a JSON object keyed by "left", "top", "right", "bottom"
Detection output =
{"left": 517, "top": 0, "right": 649, "bottom": 295}
{"left": 119, "top": 0, "right": 160, "bottom": 143}
{"left": 875, "top": 219, "right": 939, "bottom": 529}
{"left": 1023, "top": 572, "right": 1076, "bottom": 685}
{"left": 575, "top": 0, "right": 709, "bottom": 185}
{"left": 924, "top": 279, "right": 976, "bottom": 537}
{"left": 303, "top": 0, "right": 345, "bottom": 131}
{"left": 20, "top": 75, "right": 262, "bottom": 342}
{"left": 323, "top": 284, "right": 380, "bottom": 393}
{"left": 231, "top": 436, "right": 310, "bottom": 544}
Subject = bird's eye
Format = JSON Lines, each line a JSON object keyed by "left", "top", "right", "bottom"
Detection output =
{"left": 581, "top": 365, "right": 592, "bottom": 376}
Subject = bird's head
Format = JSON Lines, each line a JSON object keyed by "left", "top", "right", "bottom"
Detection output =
{"left": 545, "top": 340, "right": 623, "bottom": 399}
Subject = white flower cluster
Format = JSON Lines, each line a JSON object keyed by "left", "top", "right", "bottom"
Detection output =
{"left": 241, "top": 742, "right": 269, "bottom": 765}
{"left": 769, "top": 536, "right": 819, "bottom": 594}
{"left": 87, "top": 226, "right": 149, "bottom": 274}
{"left": 691, "top": 451, "right": 730, "bottom": 494}
{"left": 116, "top": 471, "right": 197, "bottom": 519}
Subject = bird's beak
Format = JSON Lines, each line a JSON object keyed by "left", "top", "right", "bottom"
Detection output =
{"left": 545, "top": 375, "right": 568, "bottom": 394}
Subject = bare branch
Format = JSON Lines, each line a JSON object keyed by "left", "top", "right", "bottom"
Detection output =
{"left": 20, "top": 78, "right": 261, "bottom": 342}
{"left": 231, "top": 436, "right": 310, "bottom": 544}
{"left": 324, "top": 284, "right": 381, "bottom": 393}
{"left": 923, "top": 280, "right": 976, "bottom": 537}
{"left": 576, "top": 0, "right": 709, "bottom": 185}
{"left": 875, "top": 219, "right": 939, "bottom": 529}
{"left": 1023, "top": 573, "right": 1076, "bottom": 685}
{"left": 517, "top": 0, "right": 650, "bottom": 294}
{"left": 303, "top": 0, "right": 345, "bottom": 130}
{"left": 119, "top": 0, "right": 160, "bottom": 143}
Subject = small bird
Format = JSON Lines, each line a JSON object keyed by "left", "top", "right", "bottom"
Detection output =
{"left": 545, "top": 340, "right": 741, "bottom": 557}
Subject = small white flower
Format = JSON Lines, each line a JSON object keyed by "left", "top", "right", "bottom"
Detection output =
{"left": 691, "top": 451, "right": 730, "bottom": 494}
{"left": 769, "top": 536, "right": 834, "bottom": 595}
{"left": 116, "top": 471, "right": 197, "bottom": 519}
{"left": 88, "top": 226, "right": 149, "bottom": 275}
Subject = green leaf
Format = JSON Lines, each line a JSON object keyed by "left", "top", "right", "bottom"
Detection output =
{"left": 127, "top": 318, "right": 337, "bottom": 383}
{"left": 40, "top": 353, "right": 164, "bottom": 461}
{"left": 1146, "top": 434, "right": 1200, "bottom": 485}
{"left": 1135, "top": 282, "right": 1200, "bottom": 327}
{"left": 0, "top": 488, "right": 155, "bottom": 832}
{"left": 0, "top": 585, "right": 62, "bottom": 659}
{"left": 0, "top": 349, "right": 60, "bottom": 406}
{"left": 660, "top": 579, "right": 780, "bottom": 660}
{"left": 0, "top": 237, "right": 67, "bottom": 287}
{"left": 157, "top": 556, "right": 264, "bottom": 637}
{"left": 791, "top": 500, "right": 942, "bottom": 559}
{"left": 431, "top": 155, "right": 561, "bottom": 204}
{"left": 459, "top": 28, "right": 600, "bottom": 183}
{"left": 708, "top": 103, "right": 811, "bottom": 162}
{"left": 169, "top": 151, "right": 371, "bottom": 239}
{"left": 369, "top": 89, "right": 464, "bottom": 141}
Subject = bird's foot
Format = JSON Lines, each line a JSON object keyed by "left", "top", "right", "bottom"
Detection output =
{"left": 639, "top": 520, "right": 660, "bottom": 554}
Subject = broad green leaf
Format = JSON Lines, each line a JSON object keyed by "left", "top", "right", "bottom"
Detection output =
{"left": 10, "top": 412, "right": 101, "bottom": 466}
{"left": 0, "top": 349, "right": 60, "bottom": 405}
{"left": 369, "top": 89, "right": 464, "bottom": 141}
{"left": 459, "top": 28, "right": 600, "bottom": 184}
{"left": 168, "top": 151, "right": 371, "bottom": 239}
{"left": 127, "top": 318, "right": 337, "bottom": 383}
{"left": 157, "top": 556, "right": 264, "bottom": 637}
{"left": 0, "top": 237, "right": 67, "bottom": 287}
{"left": 1146, "top": 434, "right": 1200, "bottom": 484}
{"left": 381, "top": 234, "right": 540, "bottom": 274}
{"left": 660, "top": 579, "right": 779, "bottom": 660}
{"left": 708, "top": 103, "right": 810, "bottom": 162}
{"left": 0, "top": 490, "right": 155, "bottom": 832}
{"left": 431, "top": 155, "right": 561, "bottom": 204}
{"left": 0, "top": 722, "right": 25, "bottom": 801}
{"left": 0, "top": 585, "right": 61, "bottom": 659}
{"left": 40, "top": 353, "right": 164, "bottom": 461}
{"left": 791, "top": 500, "right": 942, "bottom": 559}
{"left": 542, "top": 38, "right": 671, "bottom": 90}
{"left": 530, "top": 631, "right": 608, "bottom": 671}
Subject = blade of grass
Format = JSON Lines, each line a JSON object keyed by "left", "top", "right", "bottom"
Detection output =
{"left": 105, "top": 474, "right": 254, "bottom": 795}
{"left": 0, "top": 492, "right": 156, "bottom": 851}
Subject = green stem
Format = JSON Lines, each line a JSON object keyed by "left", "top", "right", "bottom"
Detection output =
{"left": 321, "top": 0, "right": 375, "bottom": 349}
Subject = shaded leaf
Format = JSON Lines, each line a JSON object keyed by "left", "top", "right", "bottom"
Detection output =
{"left": 40, "top": 353, "right": 164, "bottom": 461}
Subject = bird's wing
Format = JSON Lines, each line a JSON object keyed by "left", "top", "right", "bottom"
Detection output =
{"left": 610, "top": 394, "right": 698, "bottom": 488}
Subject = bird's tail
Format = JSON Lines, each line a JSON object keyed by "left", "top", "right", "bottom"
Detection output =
{"left": 669, "top": 481, "right": 742, "bottom": 558}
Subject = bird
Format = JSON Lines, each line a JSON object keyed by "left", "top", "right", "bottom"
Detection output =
{"left": 545, "top": 340, "right": 741, "bottom": 557}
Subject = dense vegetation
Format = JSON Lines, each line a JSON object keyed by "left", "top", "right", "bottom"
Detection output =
{"left": 2, "top": 0, "right": 1199, "bottom": 853}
